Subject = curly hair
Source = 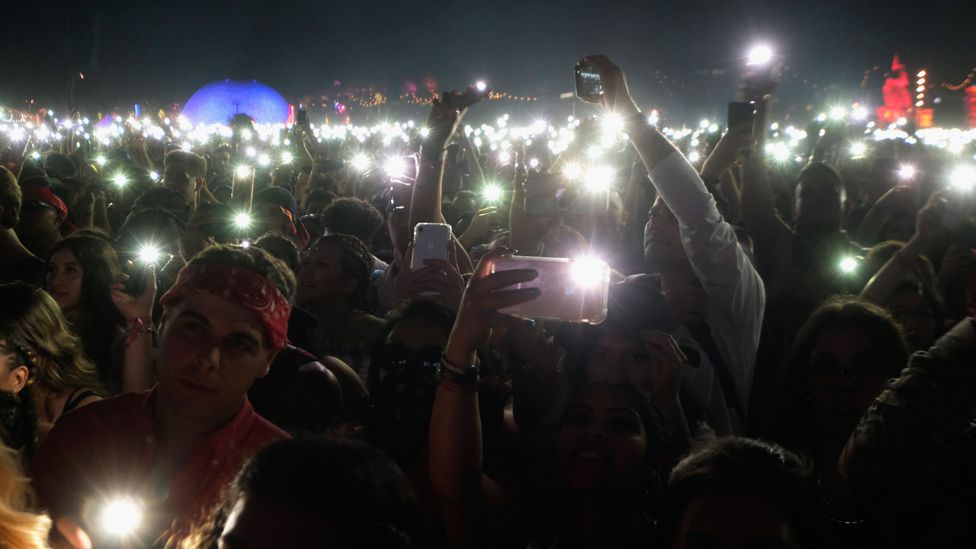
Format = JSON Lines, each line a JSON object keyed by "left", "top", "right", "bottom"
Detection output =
{"left": 306, "top": 234, "right": 373, "bottom": 310}
{"left": 0, "top": 442, "right": 50, "bottom": 548}
{"left": 0, "top": 283, "right": 101, "bottom": 402}
{"left": 321, "top": 197, "right": 385, "bottom": 246}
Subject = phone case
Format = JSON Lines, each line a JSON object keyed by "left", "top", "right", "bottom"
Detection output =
{"left": 489, "top": 255, "right": 609, "bottom": 324}
{"left": 411, "top": 223, "right": 452, "bottom": 270}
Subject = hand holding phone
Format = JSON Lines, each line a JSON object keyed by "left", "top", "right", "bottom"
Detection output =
{"left": 575, "top": 62, "right": 604, "bottom": 102}
{"left": 411, "top": 223, "right": 452, "bottom": 270}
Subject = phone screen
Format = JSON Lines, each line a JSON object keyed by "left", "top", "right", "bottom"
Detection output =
{"left": 727, "top": 101, "right": 756, "bottom": 129}
{"left": 575, "top": 64, "right": 604, "bottom": 99}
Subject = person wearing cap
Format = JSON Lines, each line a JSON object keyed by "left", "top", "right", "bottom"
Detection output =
{"left": 32, "top": 244, "right": 291, "bottom": 545}
{"left": 15, "top": 181, "right": 70, "bottom": 260}
{"left": 252, "top": 186, "right": 310, "bottom": 248}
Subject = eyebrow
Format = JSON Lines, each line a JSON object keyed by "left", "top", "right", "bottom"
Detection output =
{"left": 608, "top": 407, "right": 642, "bottom": 420}
{"left": 179, "top": 309, "right": 264, "bottom": 348}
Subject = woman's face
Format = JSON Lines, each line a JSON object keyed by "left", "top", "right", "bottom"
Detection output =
{"left": 296, "top": 241, "right": 349, "bottom": 306}
{"left": 554, "top": 384, "right": 649, "bottom": 495}
{"left": 806, "top": 327, "right": 889, "bottom": 442}
{"left": 45, "top": 248, "right": 84, "bottom": 315}
{"left": 887, "top": 289, "right": 936, "bottom": 353}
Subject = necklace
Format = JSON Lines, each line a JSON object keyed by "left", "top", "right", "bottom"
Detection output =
{"left": 816, "top": 478, "right": 866, "bottom": 527}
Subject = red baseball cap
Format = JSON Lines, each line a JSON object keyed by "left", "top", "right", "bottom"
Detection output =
{"left": 21, "top": 184, "right": 69, "bottom": 221}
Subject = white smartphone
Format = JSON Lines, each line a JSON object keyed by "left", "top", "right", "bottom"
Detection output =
{"left": 488, "top": 255, "right": 610, "bottom": 324}
{"left": 411, "top": 223, "right": 452, "bottom": 270}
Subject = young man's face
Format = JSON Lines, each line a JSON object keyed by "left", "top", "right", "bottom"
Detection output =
{"left": 156, "top": 292, "right": 276, "bottom": 421}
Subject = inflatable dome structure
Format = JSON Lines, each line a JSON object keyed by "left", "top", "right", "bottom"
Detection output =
{"left": 181, "top": 80, "right": 289, "bottom": 125}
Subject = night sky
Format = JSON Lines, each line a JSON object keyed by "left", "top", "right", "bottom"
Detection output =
{"left": 5, "top": 0, "right": 974, "bottom": 118}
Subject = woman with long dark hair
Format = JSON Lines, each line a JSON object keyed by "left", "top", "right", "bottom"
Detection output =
{"left": 44, "top": 232, "right": 126, "bottom": 392}
{"left": 772, "top": 296, "right": 908, "bottom": 547}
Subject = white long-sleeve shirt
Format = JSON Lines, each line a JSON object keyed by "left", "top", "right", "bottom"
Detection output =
{"left": 645, "top": 151, "right": 765, "bottom": 435}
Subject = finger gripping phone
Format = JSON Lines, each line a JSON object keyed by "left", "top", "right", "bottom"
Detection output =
{"left": 575, "top": 63, "right": 604, "bottom": 101}
{"left": 489, "top": 255, "right": 610, "bottom": 324}
{"left": 411, "top": 223, "right": 452, "bottom": 270}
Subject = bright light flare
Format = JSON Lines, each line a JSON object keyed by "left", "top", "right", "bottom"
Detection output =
{"left": 851, "top": 106, "right": 869, "bottom": 121}
{"left": 838, "top": 256, "right": 859, "bottom": 275}
{"left": 600, "top": 112, "right": 625, "bottom": 137}
{"left": 950, "top": 165, "right": 976, "bottom": 192}
{"left": 897, "top": 164, "right": 916, "bottom": 180}
{"left": 350, "top": 153, "right": 371, "bottom": 172}
{"left": 829, "top": 106, "right": 847, "bottom": 121}
{"left": 257, "top": 153, "right": 271, "bottom": 167}
{"left": 95, "top": 155, "right": 107, "bottom": 167}
{"left": 280, "top": 151, "right": 294, "bottom": 164}
{"left": 482, "top": 183, "right": 504, "bottom": 203}
{"left": 475, "top": 80, "right": 487, "bottom": 92}
{"left": 136, "top": 245, "right": 162, "bottom": 266}
{"left": 746, "top": 44, "right": 774, "bottom": 66}
{"left": 849, "top": 142, "right": 868, "bottom": 159}
{"left": 383, "top": 156, "right": 408, "bottom": 179}
{"left": 233, "top": 212, "right": 253, "bottom": 230}
{"left": 112, "top": 173, "right": 129, "bottom": 188}
{"left": 235, "top": 165, "right": 253, "bottom": 179}
{"left": 563, "top": 162, "right": 583, "bottom": 181}
{"left": 570, "top": 257, "right": 608, "bottom": 288}
{"left": 583, "top": 165, "right": 615, "bottom": 192}
{"left": 99, "top": 497, "right": 143, "bottom": 538}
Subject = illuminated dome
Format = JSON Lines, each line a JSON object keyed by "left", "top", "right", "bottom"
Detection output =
{"left": 181, "top": 80, "right": 289, "bottom": 124}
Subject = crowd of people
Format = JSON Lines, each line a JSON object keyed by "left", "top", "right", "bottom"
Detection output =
{"left": 0, "top": 54, "right": 974, "bottom": 548}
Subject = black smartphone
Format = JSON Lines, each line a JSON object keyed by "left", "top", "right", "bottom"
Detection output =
{"left": 575, "top": 63, "right": 604, "bottom": 101}
{"left": 727, "top": 101, "right": 756, "bottom": 129}
{"left": 295, "top": 110, "right": 310, "bottom": 129}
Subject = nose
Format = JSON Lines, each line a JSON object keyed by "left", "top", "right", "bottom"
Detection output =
{"left": 194, "top": 343, "right": 221, "bottom": 372}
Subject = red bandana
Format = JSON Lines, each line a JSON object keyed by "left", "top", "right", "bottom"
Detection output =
{"left": 160, "top": 263, "right": 291, "bottom": 349}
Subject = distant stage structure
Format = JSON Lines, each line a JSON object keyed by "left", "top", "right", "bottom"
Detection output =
{"left": 182, "top": 80, "right": 289, "bottom": 124}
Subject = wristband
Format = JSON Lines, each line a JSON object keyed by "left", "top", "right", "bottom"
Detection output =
{"left": 125, "top": 316, "right": 154, "bottom": 347}
{"left": 441, "top": 354, "right": 479, "bottom": 385}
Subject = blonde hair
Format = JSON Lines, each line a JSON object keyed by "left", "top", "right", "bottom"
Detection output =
{"left": 0, "top": 443, "right": 51, "bottom": 548}
{"left": 0, "top": 283, "right": 101, "bottom": 395}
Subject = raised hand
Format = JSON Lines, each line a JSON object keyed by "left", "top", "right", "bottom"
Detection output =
{"left": 443, "top": 247, "right": 539, "bottom": 365}
{"left": 577, "top": 55, "right": 640, "bottom": 115}
{"left": 423, "top": 87, "right": 486, "bottom": 159}
{"left": 110, "top": 263, "right": 156, "bottom": 321}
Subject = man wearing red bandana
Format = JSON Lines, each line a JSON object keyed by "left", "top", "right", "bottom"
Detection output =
{"left": 32, "top": 245, "right": 292, "bottom": 546}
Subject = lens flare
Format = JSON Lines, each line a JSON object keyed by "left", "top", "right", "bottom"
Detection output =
{"left": 99, "top": 497, "right": 143, "bottom": 537}
{"left": 746, "top": 44, "right": 774, "bottom": 66}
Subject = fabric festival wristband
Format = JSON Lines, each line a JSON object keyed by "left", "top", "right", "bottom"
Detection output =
{"left": 160, "top": 262, "right": 292, "bottom": 349}
{"left": 125, "top": 317, "right": 153, "bottom": 347}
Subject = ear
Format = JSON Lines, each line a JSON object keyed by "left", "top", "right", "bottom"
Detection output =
{"left": 10, "top": 365, "right": 29, "bottom": 393}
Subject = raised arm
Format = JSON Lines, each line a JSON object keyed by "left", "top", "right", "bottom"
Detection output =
{"left": 111, "top": 267, "right": 157, "bottom": 393}
{"left": 429, "top": 248, "right": 539, "bottom": 548}
{"left": 860, "top": 194, "right": 942, "bottom": 305}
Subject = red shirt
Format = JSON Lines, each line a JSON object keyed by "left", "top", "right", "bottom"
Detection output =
{"left": 31, "top": 389, "right": 287, "bottom": 543}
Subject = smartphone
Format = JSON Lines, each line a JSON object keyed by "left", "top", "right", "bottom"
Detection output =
{"left": 489, "top": 255, "right": 610, "bottom": 324}
{"left": 727, "top": 101, "right": 756, "bottom": 129}
{"left": 575, "top": 62, "right": 604, "bottom": 102}
{"left": 523, "top": 173, "right": 608, "bottom": 217}
{"left": 411, "top": 223, "right": 452, "bottom": 270}
{"left": 296, "top": 110, "right": 310, "bottom": 129}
